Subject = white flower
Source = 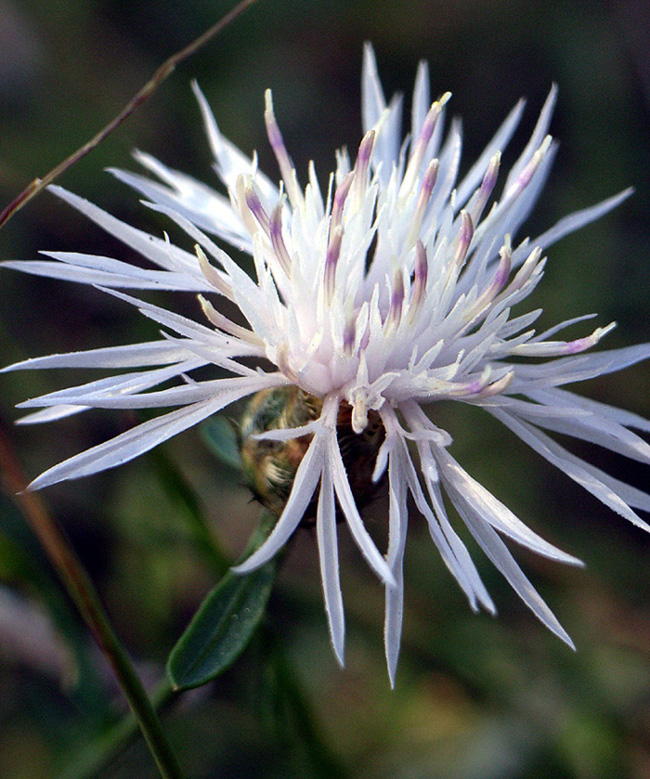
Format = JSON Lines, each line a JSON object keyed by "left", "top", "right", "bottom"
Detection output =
{"left": 4, "top": 44, "right": 650, "bottom": 684}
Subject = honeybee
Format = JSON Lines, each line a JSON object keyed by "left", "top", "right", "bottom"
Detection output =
{"left": 239, "top": 387, "right": 385, "bottom": 522}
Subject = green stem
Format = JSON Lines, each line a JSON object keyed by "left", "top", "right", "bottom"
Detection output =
{"left": 58, "top": 679, "right": 178, "bottom": 779}
{"left": 0, "top": 426, "right": 184, "bottom": 779}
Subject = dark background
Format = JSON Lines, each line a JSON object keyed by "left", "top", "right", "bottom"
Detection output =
{"left": 1, "top": 1, "right": 650, "bottom": 776}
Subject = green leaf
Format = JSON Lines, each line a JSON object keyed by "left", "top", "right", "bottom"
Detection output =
{"left": 167, "top": 514, "right": 277, "bottom": 690}
{"left": 200, "top": 415, "right": 242, "bottom": 471}
{"left": 167, "top": 561, "right": 275, "bottom": 690}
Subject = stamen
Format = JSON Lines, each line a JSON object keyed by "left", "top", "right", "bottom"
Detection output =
{"left": 453, "top": 211, "right": 474, "bottom": 270}
{"left": 195, "top": 245, "right": 236, "bottom": 301}
{"left": 264, "top": 90, "right": 304, "bottom": 210}
{"left": 349, "top": 353, "right": 370, "bottom": 433}
{"left": 510, "top": 322, "right": 617, "bottom": 357}
{"left": 405, "top": 159, "right": 439, "bottom": 248}
{"left": 478, "top": 369, "right": 514, "bottom": 397}
{"left": 504, "top": 135, "right": 552, "bottom": 200}
{"left": 447, "top": 367, "right": 514, "bottom": 399}
{"left": 562, "top": 322, "right": 617, "bottom": 354}
{"left": 331, "top": 171, "right": 354, "bottom": 228}
{"left": 385, "top": 268, "right": 405, "bottom": 331}
{"left": 343, "top": 316, "right": 356, "bottom": 355}
{"left": 494, "top": 245, "right": 543, "bottom": 303}
{"left": 351, "top": 392, "right": 368, "bottom": 434}
{"left": 235, "top": 175, "right": 259, "bottom": 237}
{"left": 198, "top": 295, "right": 264, "bottom": 345}
{"left": 470, "top": 151, "right": 501, "bottom": 224}
{"left": 400, "top": 92, "right": 451, "bottom": 199}
{"left": 492, "top": 237, "right": 513, "bottom": 291}
{"left": 456, "top": 237, "right": 513, "bottom": 329}
{"left": 324, "top": 226, "right": 343, "bottom": 304}
{"left": 408, "top": 240, "right": 428, "bottom": 320}
{"left": 244, "top": 185, "right": 271, "bottom": 235}
{"left": 269, "top": 203, "right": 292, "bottom": 277}
{"left": 350, "top": 130, "right": 375, "bottom": 213}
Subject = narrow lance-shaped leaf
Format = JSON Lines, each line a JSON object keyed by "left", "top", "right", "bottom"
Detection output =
{"left": 200, "top": 415, "right": 243, "bottom": 471}
{"left": 167, "top": 511, "right": 276, "bottom": 690}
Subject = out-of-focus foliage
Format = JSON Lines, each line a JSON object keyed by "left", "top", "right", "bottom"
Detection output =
{"left": 1, "top": 0, "right": 649, "bottom": 777}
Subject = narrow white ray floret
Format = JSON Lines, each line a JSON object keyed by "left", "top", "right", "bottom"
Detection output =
{"left": 4, "top": 44, "right": 650, "bottom": 685}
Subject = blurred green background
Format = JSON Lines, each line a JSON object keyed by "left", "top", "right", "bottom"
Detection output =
{"left": 1, "top": 0, "right": 650, "bottom": 777}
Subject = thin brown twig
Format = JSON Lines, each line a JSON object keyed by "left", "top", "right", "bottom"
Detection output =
{"left": 0, "top": 0, "right": 262, "bottom": 231}
{"left": 0, "top": 423, "right": 184, "bottom": 778}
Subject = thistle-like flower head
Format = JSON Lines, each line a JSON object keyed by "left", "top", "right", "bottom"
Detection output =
{"left": 4, "top": 45, "right": 650, "bottom": 684}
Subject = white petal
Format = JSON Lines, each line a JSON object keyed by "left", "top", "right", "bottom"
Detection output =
{"left": 48, "top": 186, "right": 198, "bottom": 274}
{"left": 191, "top": 81, "right": 278, "bottom": 203}
{"left": 141, "top": 204, "right": 272, "bottom": 339}
{"left": 455, "top": 98, "right": 525, "bottom": 209}
{"left": 512, "top": 344, "right": 650, "bottom": 389}
{"left": 511, "top": 396, "right": 650, "bottom": 465}
{"left": 531, "top": 387, "right": 650, "bottom": 434}
{"left": 533, "top": 188, "right": 634, "bottom": 251}
{"left": 18, "top": 359, "right": 205, "bottom": 409}
{"left": 386, "top": 405, "right": 494, "bottom": 613}
{"left": 1, "top": 259, "right": 206, "bottom": 291}
{"left": 23, "top": 373, "right": 280, "bottom": 411}
{"left": 529, "top": 313, "right": 598, "bottom": 343}
{"left": 503, "top": 85, "right": 557, "bottom": 191}
{"left": 329, "top": 433, "right": 396, "bottom": 587}
{"left": 233, "top": 429, "right": 327, "bottom": 574}
{"left": 2, "top": 340, "right": 196, "bottom": 372}
{"left": 385, "top": 447, "right": 408, "bottom": 687}
{"left": 317, "top": 459, "right": 345, "bottom": 666}
{"left": 496, "top": 143, "right": 558, "bottom": 247}
{"left": 429, "top": 121, "right": 461, "bottom": 216}
{"left": 492, "top": 409, "right": 650, "bottom": 531}
{"left": 361, "top": 43, "right": 386, "bottom": 135}
{"left": 111, "top": 157, "right": 252, "bottom": 249}
{"left": 450, "top": 488, "right": 575, "bottom": 648}
{"left": 17, "top": 405, "right": 89, "bottom": 425}
{"left": 426, "top": 476, "right": 496, "bottom": 615}
{"left": 94, "top": 287, "right": 254, "bottom": 367}
{"left": 436, "top": 447, "right": 582, "bottom": 565}
{"left": 410, "top": 59, "right": 430, "bottom": 140}
{"left": 28, "top": 391, "right": 252, "bottom": 490}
